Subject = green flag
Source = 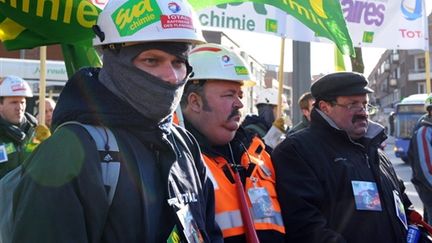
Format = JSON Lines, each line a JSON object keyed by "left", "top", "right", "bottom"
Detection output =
{"left": 0, "top": 0, "right": 100, "bottom": 48}
{"left": 61, "top": 44, "right": 102, "bottom": 77}
{"left": 334, "top": 45, "right": 346, "bottom": 71}
{"left": 189, "top": 0, "right": 354, "bottom": 56}
{"left": 0, "top": 0, "right": 102, "bottom": 77}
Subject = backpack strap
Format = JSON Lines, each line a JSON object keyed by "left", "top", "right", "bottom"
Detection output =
{"left": 55, "top": 121, "right": 120, "bottom": 206}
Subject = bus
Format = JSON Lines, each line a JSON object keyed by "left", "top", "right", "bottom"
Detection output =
{"left": 393, "top": 93, "right": 428, "bottom": 162}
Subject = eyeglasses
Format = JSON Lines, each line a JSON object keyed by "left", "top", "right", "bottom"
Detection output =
{"left": 332, "top": 102, "right": 378, "bottom": 114}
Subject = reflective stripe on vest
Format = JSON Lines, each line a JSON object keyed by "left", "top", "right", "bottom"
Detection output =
{"left": 216, "top": 209, "right": 284, "bottom": 231}
{"left": 202, "top": 139, "right": 286, "bottom": 238}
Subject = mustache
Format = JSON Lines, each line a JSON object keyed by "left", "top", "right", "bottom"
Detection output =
{"left": 352, "top": 114, "right": 368, "bottom": 123}
{"left": 227, "top": 109, "right": 241, "bottom": 120}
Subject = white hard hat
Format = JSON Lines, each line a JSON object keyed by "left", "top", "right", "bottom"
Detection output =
{"left": 93, "top": 0, "right": 205, "bottom": 46}
{"left": 188, "top": 43, "right": 255, "bottom": 87}
{"left": 0, "top": 75, "right": 33, "bottom": 97}
{"left": 256, "top": 88, "right": 278, "bottom": 106}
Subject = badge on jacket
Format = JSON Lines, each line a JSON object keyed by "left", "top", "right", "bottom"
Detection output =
{"left": 176, "top": 204, "right": 204, "bottom": 243}
{"left": 0, "top": 144, "right": 8, "bottom": 163}
{"left": 248, "top": 187, "right": 275, "bottom": 218}
{"left": 351, "top": 180, "right": 382, "bottom": 211}
{"left": 393, "top": 190, "right": 408, "bottom": 229}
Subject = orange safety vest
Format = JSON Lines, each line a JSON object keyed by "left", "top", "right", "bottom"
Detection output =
{"left": 203, "top": 136, "right": 285, "bottom": 238}
{"left": 173, "top": 112, "right": 180, "bottom": 125}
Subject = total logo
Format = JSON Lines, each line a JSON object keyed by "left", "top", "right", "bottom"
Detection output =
{"left": 222, "top": 55, "right": 230, "bottom": 63}
{"left": 221, "top": 55, "right": 234, "bottom": 67}
{"left": 168, "top": 2, "right": 181, "bottom": 13}
{"left": 400, "top": 0, "right": 422, "bottom": 20}
{"left": 11, "top": 83, "right": 26, "bottom": 92}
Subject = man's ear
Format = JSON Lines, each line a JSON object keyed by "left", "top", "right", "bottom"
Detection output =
{"left": 318, "top": 100, "right": 330, "bottom": 114}
{"left": 188, "top": 92, "right": 203, "bottom": 113}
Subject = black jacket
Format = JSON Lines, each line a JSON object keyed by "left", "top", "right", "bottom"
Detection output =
{"left": 11, "top": 68, "right": 222, "bottom": 243}
{"left": 272, "top": 108, "right": 411, "bottom": 243}
{"left": 287, "top": 115, "right": 310, "bottom": 135}
{"left": 0, "top": 112, "right": 37, "bottom": 179}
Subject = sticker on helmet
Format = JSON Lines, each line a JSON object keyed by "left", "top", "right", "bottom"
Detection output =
{"left": 235, "top": 66, "right": 249, "bottom": 75}
{"left": 220, "top": 55, "right": 234, "bottom": 68}
{"left": 160, "top": 2, "right": 194, "bottom": 30}
{"left": 11, "top": 83, "right": 27, "bottom": 92}
{"left": 160, "top": 14, "right": 194, "bottom": 29}
{"left": 111, "top": 0, "right": 162, "bottom": 37}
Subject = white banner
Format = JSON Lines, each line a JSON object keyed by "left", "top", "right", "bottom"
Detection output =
{"left": 197, "top": 3, "right": 320, "bottom": 43}
{"left": 342, "top": 0, "right": 428, "bottom": 50}
{"left": 197, "top": 0, "right": 429, "bottom": 50}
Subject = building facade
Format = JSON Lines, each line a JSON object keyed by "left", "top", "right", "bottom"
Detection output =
{"left": 367, "top": 14, "right": 432, "bottom": 126}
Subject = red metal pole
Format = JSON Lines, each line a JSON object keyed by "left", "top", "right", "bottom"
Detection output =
{"left": 233, "top": 170, "right": 260, "bottom": 243}
{"left": 409, "top": 210, "right": 432, "bottom": 234}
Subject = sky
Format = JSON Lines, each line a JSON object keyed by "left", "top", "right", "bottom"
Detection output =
{"left": 221, "top": 1, "right": 432, "bottom": 78}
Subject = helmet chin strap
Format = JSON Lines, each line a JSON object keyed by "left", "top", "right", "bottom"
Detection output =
{"left": 92, "top": 25, "right": 105, "bottom": 42}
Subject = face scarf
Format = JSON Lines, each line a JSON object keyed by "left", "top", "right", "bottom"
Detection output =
{"left": 99, "top": 42, "right": 192, "bottom": 124}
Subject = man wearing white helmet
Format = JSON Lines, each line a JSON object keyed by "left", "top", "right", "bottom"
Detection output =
{"left": 243, "top": 87, "right": 286, "bottom": 150}
{"left": 11, "top": 1, "right": 222, "bottom": 242}
{"left": 180, "top": 43, "right": 285, "bottom": 243}
{"left": 0, "top": 75, "right": 38, "bottom": 179}
{"left": 408, "top": 94, "right": 432, "bottom": 224}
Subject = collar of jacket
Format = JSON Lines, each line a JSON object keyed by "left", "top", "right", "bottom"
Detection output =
{"left": 301, "top": 115, "right": 310, "bottom": 124}
{"left": 184, "top": 118, "right": 250, "bottom": 163}
{"left": 311, "top": 108, "right": 386, "bottom": 148}
{"left": 0, "top": 113, "right": 35, "bottom": 134}
{"left": 421, "top": 115, "right": 432, "bottom": 126}
{"left": 242, "top": 114, "right": 271, "bottom": 131}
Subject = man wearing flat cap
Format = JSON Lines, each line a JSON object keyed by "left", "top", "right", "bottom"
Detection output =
{"left": 272, "top": 72, "right": 420, "bottom": 243}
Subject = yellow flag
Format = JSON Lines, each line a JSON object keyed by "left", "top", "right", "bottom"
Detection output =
{"left": 335, "top": 45, "right": 346, "bottom": 71}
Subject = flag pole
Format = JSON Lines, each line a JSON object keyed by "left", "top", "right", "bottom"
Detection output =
{"left": 38, "top": 46, "right": 47, "bottom": 125}
{"left": 426, "top": 50, "right": 431, "bottom": 94}
{"left": 423, "top": 0, "right": 430, "bottom": 95}
{"left": 277, "top": 37, "right": 285, "bottom": 118}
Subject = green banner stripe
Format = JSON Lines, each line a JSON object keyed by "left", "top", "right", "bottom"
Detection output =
{"left": 2, "top": 30, "right": 54, "bottom": 50}
{"left": 0, "top": 18, "right": 25, "bottom": 41}
{"left": 0, "top": 1, "right": 102, "bottom": 78}
{"left": 0, "top": 0, "right": 100, "bottom": 44}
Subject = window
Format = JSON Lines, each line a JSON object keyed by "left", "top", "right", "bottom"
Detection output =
{"left": 418, "top": 82, "right": 426, "bottom": 93}
{"left": 393, "top": 68, "right": 399, "bottom": 79}
{"left": 415, "top": 56, "right": 425, "bottom": 71}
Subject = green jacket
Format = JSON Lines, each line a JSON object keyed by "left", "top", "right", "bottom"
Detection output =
{"left": 0, "top": 113, "right": 38, "bottom": 179}
{"left": 287, "top": 115, "right": 310, "bottom": 136}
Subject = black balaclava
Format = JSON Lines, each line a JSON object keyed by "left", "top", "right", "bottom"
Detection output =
{"left": 257, "top": 103, "right": 276, "bottom": 128}
{"left": 99, "top": 42, "right": 192, "bottom": 124}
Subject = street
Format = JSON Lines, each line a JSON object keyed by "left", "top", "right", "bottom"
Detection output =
{"left": 384, "top": 136, "right": 424, "bottom": 215}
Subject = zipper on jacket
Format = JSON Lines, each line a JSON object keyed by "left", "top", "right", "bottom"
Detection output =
{"left": 170, "top": 133, "right": 182, "bottom": 159}
{"left": 365, "top": 153, "right": 371, "bottom": 168}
